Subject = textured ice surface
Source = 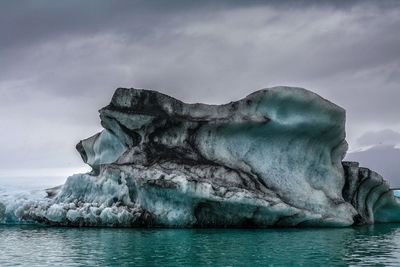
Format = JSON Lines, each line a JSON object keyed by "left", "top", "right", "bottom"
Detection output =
{"left": 342, "top": 162, "right": 400, "bottom": 224}
{"left": 0, "top": 186, "right": 49, "bottom": 224}
{"left": 1, "top": 86, "right": 399, "bottom": 227}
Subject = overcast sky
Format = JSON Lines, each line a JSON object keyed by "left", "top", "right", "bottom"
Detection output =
{"left": 0, "top": 1, "right": 399, "bottom": 185}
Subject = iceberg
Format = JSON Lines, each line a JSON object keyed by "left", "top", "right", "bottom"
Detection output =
{"left": 1, "top": 86, "right": 399, "bottom": 227}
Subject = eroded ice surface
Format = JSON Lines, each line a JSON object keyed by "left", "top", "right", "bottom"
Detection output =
{"left": 1, "top": 86, "right": 399, "bottom": 227}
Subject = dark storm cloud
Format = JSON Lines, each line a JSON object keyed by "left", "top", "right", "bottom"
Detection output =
{"left": 0, "top": 0, "right": 399, "bottom": 179}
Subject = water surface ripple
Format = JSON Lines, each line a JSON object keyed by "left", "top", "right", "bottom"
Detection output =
{"left": 1, "top": 224, "right": 400, "bottom": 266}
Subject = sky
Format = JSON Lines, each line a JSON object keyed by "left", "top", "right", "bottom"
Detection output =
{"left": 0, "top": 0, "right": 399, "bottom": 186}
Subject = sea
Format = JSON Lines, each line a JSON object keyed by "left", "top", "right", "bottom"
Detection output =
{"left": 1, "top": 177, "right": 400, "bottom": 266}
{"left": 2, "top": 224, "right": 400, "bottom": 266}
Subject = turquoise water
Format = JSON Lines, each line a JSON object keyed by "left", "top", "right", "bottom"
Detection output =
{"left": 1, "top": 225, "right": 400, "bottom": 266}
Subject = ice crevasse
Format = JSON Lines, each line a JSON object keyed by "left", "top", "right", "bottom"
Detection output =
{"left": 1, "top": 86, "right": 400, "bottom": 227}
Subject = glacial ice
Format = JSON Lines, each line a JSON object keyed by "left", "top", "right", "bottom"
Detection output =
{"left": 1, "top": 86, "right": 400, "bottom": 227}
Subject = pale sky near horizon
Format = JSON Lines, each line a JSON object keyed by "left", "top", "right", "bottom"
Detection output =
{"left": 0, "top": 0, "right": 399, "bottom": 185}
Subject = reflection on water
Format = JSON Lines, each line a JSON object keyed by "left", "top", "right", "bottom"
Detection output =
{"left": 1, "top": 224, "right": 400, "bottom": 266}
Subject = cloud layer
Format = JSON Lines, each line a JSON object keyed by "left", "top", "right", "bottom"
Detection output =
{"left": 0, "top": 1, "right": 399, "bottom": 180}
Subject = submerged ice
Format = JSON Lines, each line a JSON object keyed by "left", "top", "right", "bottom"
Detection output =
{"left": 1, "top": 86, "right": 400, "bottom": 227}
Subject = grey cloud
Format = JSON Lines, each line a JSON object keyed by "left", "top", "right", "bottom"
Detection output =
{"left": 0, "top": 0, "right": 399, "bottom": 180}
{"left": 346, "top": 146, "right": 400, "bottom": 187}
{"left": 357, "top": 129, "right": 400, "bottom": 147}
